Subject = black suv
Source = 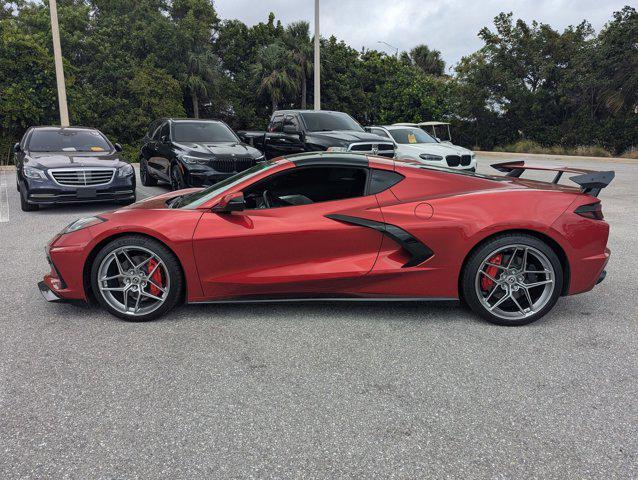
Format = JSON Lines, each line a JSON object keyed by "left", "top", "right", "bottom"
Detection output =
{"left": 139, "top": 119, "right": 265, "bottom": 190}
{"left": 15, "top": 126, "right": 135, "bottom": 211}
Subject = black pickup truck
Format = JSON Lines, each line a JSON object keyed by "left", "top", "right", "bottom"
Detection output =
{"left": 239, "top": 110, "right": 395, "bottom": 160}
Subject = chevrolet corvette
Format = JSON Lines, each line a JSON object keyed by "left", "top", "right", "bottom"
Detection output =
{"left": 38, "top": 153, "right": 613, "bottom": 326}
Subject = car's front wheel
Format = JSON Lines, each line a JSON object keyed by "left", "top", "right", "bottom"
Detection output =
{"left": 139, "top": 159, "right": 157, "bottom": 186}
{"left": 462, "top": 234, "right": 563, "bottom": 326}
{"left": 170, "top": 164, "right": 186, "bottom": 191}
{"left": 20, "top": 186, "right": 39, "bottom": 211}
{"left": 90, "top": 235, "right": 184, "bottom": 321}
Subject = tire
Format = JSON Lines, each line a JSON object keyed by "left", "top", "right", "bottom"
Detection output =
{"left": 461, "top": 234, "right": 563, "bottom": 326}
{"left": 90, "top": 235, "right": 184, "bottom": 321}
{"left": 20, "top": 187, "right": 39, "bottom": 211}
{"left": 140, "top": 159, "right": 157, "bottom": 186}
{"left": 170, "top": 164, "right": 186, "bottom": 191}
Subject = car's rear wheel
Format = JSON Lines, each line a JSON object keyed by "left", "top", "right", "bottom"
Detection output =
{"left": 170, "top": 164, "right": 186, "bottom": 191}
{"left": 139, "top": 159, "right": 157, "bottom": 186}
{"left": 20, "top": 187, "right": 39, "bottom": 211}
{"left": 462, "top": 234, "right": 563, "bottom": 326}
{"left": 90, "top": 235, "right": 183, "bottom": 321}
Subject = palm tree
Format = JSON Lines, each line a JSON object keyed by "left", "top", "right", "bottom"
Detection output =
{"left": 284, "top": 21, "right": 313, "bottom": 109}
{"left": 251, "top": 42, "right": 297, "bottom": 112}
{"left": 408, "top": 45, "right": 446, "bottom": 76}
{"left": 185, "top": 48, "right": 221, "bottom": 118}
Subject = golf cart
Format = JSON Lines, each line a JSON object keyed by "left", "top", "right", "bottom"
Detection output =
{"left": 393, "top": 121, "right": 453, "bottom": 144}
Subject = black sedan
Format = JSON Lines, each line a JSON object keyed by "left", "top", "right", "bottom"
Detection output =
{"left": 138, "top": 118, "right": 265, "bottom": 190}
{"left": 15, "top": 126, "right": 136, "bottom": 211}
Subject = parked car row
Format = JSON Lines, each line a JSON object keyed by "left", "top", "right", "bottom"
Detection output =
{"left": 14, "top": 110, "right": 475, "bottom": 211}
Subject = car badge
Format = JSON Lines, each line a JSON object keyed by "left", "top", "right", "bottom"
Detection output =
{"left": 372, "top": 144, "right": 379, "bottom": 155}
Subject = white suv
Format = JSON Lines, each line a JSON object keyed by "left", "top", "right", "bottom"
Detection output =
{"left": 368, "top": 125, "right": 476, "bottom": 171}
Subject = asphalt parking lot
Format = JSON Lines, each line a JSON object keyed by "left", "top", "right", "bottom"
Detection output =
{"left": 0, "top": 154, "right": 636, "bottom": 479}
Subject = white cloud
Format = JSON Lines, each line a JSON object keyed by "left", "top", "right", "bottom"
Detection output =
{"left": 214, "top": 0, "right": 630, "bottom": 69}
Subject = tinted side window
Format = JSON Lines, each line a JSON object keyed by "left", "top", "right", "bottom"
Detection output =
{"left": 159, "top": 123, "right": 170, "bottom": 140}
{"left": 147, "top": 120, "right": 160, "bottom": 139}
{"left": 368, "top": 169, "right": 404, "bottom": 194}
{"left": 269, "top": 115, "right": 284, "bottom": 133}
{"left": 244, "top": 166, "right": 368, "bottom": 209}
{"left": 371, "top": 128, "right": 390, "bottom": 139}
{"left": 284, "top": 115, "right": 300, "bottom": 130}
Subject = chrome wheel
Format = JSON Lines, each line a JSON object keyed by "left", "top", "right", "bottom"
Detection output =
{"left": 97, "top": 245, "right": 170, "bottom": 317}
{"left": 474, "top": 244, "right": 555, "bottom": 321}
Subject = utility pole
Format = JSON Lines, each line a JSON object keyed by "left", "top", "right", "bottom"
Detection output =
{"left": 377, "top": 41, "right": 399, "bottom": 57}
{"left": 49, "top": 0, "right": 69, "bottom": 126}
{"left": 313, "top": 0, "right": 320, "bottom": 110}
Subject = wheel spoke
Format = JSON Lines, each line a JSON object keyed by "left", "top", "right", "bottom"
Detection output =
{"left": 123, "top": 289, "right": 129, "bottom": 311}
{"left": 101, "top": 286, "right": 127, "bottom": 292}
{"left": 135, "top": 254, "right": 156, "bottom": 270}
{"left": 479, "top": 270, "right": 499, "bottom": 283}
{"left": 134, "top": 290, "right": 142, "bottom": 313}
{"left": 489, "top": 293, "right": 510, "bottom": 311}
{"left": 121, "top": 249, "right": 135, "bottom": 270}
{"left": 147, "top": 261, "right": 162, "bottom": 278}
{"left": 141, "top": 290, "right": 164, "bottom": 302}
{"left": 521, "top": 248, "right": 529, "bottom": 271}
{"left": 146, "top": 279, "right": 166, "bottom": 293}
{"left": 485, "top": 262, "right": 506, "bottom": 270}
{"left": 100, "top": 274, "right": 124, "bottom": 282}
{"left": 522, "top": 269, "right": 550, "bottom": 274}
{"left": 510, "top": 294, "right": 526, "bottom": 314}
{"left": 112, "top": 253, "right": 124, "bottom": 274}
{"left": 522, "top": 287, "right": 534, "bottom": 310}
{"left": 484, "top": 285, "right": 499, "bottom": 303}
{"left": 507, "top": 247, "right": 519, "bottom": 268}
{"left": 523, "top": 279, "right": 553, "bottom": 288}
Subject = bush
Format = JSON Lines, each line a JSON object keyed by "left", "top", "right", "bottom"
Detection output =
{"left": 494, "top": 140, "right": 612, "bottom": 157}
{"left": 621, "top": 149, "right": 638, "bottom": 159}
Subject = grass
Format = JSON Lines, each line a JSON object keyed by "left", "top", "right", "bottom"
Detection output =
{"left": 494, "top": 140, "right": 613, "bottom": 158}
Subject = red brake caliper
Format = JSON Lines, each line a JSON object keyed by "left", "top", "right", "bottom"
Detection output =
{"left": 481, "top": 254, "right": 502, "bottom": 291}
{"left": 147, "top": 259, "right": 163, "bottom": 296}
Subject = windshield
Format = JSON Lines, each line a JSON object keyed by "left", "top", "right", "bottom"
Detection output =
{"left": 28, "top": 129, "right": 112, "bottom": 152}
{"left": 176, "top": 161, "right": 277, "bottom": 209}
{"left": 172, "top": 121, "right": 238, "bottom": 143}
{"left": 300, "top": 112, "right": 364, "bottom": 132}
{"left": 389, "top": 128, "right": 438, "bottom": 144}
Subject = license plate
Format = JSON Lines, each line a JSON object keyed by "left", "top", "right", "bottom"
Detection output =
{"left": 77, "top": 188, "right": 97, "bottom": 198}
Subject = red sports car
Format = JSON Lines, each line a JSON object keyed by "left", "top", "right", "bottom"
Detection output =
{"left": 39, "top": 153, "right": 613, "bottom": 326}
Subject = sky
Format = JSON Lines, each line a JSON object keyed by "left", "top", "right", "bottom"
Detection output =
{"left": 213, "top": 0, "right": 631, "bottom": 71}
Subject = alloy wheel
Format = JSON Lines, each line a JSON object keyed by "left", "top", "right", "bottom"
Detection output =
{"left": 474, "top": 244, "right": 555, "bottom": 321}
{"left": 97, "top": 245, "right": 170, "bottom": 317}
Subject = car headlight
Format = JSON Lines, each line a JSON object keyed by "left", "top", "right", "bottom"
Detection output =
{"left": 61, "top": 216, "right": 106, "bottom": 234}
{"left": 326, "top": 146, "right": 348, "bottom": 153}
{"left": 419, "top": 154, "right": 444, "bottom": 161}
{"left": 23, "top": 166, "right": 47, "bottom": 180}
{"left": 117, "top": 163, "right": 134, "bottom": 177}
{"left": 182, "top": 155, "right": 209, "bottom": 165}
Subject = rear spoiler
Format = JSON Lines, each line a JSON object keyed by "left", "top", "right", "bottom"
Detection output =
{"left": 491, "top": 161, "right": 615, "bottom": 197}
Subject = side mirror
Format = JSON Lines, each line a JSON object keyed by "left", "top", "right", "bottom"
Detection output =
{"left": 13, "top": 143, "right": 21, "bottom": 153}
{"left": 282, "top": 125, "right": 300, "bottom": 135}
{"left": 114, "top": 143, "right": 123, "bottom": 152}
{"left": 212, "top": 192, "right": 245, "bottom": 213}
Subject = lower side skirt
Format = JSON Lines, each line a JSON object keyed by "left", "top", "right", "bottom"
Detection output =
{"left": 189, "top": 297, "right": 458, "bottom": 305}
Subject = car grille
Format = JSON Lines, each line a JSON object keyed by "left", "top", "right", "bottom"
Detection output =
{"left": 348, "top": 143, "right": 395, "bottom": 158}
{"left": 50, "top": 169, "right": 115, "bottom": 186}
{"left": 211, "top": 156, "right": 256, "bottom": 174}
{"left": 446, "top": 154, "right": 472, "bottom": 167}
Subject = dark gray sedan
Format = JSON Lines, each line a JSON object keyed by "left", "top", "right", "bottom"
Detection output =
{"left": 14, "top": 126, "right": 136, "bottom": 211}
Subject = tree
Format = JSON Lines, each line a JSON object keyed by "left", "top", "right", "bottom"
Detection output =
{"left": 185, "top": 48, "right": 221, "bottom": 118}
{"left": 407, "top": 44, "right": 446, "bottom": 76}
{"left": 251, "top": 42, "right": 297, "bottom": 112}
{"left": 284, "top": 21, "right": 313, "bottom": 109}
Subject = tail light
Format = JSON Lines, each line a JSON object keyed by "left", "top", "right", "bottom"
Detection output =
{"left": 575, "top": 202, "right": 604, "bottom": 220}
